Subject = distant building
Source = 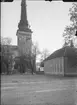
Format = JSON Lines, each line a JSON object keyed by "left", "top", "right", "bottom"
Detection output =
{"left": 36, "top": 62, "right": 40, "bottom": 71}
{"left": 44, "top": 46, "right": 77, "bottom": 76}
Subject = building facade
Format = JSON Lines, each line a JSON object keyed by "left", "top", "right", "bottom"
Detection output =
{"left": 44, "top": 46, "right": 77, "bottom": 76}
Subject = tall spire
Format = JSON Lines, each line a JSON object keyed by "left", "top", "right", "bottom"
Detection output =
{"left": 18, "top": 0, "right": 32, "bottom": 32}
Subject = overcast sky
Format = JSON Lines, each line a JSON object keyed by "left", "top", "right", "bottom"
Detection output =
{"left": 1, "top": 0, "right": 72, "bottom": 54}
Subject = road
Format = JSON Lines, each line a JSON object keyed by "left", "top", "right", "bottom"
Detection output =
{"left": 1, "top": 74, "right": 77, "bottom": 105}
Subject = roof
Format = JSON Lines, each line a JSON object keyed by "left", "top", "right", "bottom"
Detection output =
{"left": 2, "top": 45, "right": 18, "bottom": 50}
{"left": 8, "top": 45, "right": 18, "bottom": 50}
{"left": 44, "top": 46, "right": 77, "bottom": 61}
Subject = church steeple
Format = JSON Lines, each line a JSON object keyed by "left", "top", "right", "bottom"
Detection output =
{"left": 18, "top": 0, "right": 32, "bottom": 33}
{"left": 17, "top": 0, "right": 32, "bottom": 56}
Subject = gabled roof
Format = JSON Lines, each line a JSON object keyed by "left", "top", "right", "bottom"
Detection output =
{"left": 44, "top": 46, "right": 77, "bottom": 61}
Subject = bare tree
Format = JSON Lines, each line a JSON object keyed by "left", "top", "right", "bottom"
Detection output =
{"left": 40, "top": 49, "right": 50, "bottom": 62}
{"left": 1, "top": 37, "right": 12, "bottom": 45}
{"left": 40, "top": 49, "right": 50, "bottom": 67}
{"left": 31, "top": 42, "right": 41, "bottom": 73}
{"left": 1, "top": 37, "right": 13, "bottom": 74}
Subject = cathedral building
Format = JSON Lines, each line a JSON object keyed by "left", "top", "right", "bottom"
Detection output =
{"left": 16, "top": 0, "right": 32, "bottom": 56}
{"left": 5, "top": 0, "right": 34, "bottom": 73}
{"left": 11, "top": 0, "right": 32, "bottom": 59}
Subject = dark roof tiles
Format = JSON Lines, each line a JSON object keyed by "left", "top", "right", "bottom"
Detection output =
{"left": 44, "top": 46, "right": 77, "bottom": 61}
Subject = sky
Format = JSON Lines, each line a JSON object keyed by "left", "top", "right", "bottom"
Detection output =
{"left": 1, "top": 0, "right": 72, "bottom": 54}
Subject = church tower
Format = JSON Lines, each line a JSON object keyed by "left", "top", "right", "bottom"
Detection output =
{"left": 16, "top": 0, "right": 32, "bottom": 56}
